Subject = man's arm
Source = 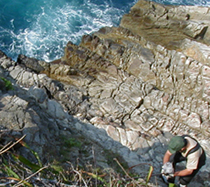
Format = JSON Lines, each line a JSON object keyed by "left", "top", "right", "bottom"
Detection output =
{"left": 174, "top": 169, "right": 194, "bottom": 176}
{"left": 163, "top": 150, "right": 172, "bottom": 164}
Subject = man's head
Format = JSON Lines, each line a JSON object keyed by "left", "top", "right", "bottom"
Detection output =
{"left": 168, "top": 136, "right": 187, "bottom": 154}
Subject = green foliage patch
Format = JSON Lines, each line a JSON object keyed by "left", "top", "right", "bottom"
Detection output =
{"left": 0, "top": 134, "right": 155, "bottom": 186}
{"left": 0, "top": 77, "right": 13, "bottom": 90}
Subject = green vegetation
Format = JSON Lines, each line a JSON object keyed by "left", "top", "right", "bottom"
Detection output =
{"left": 62, "top": 137, "right": 82, "bottom": 148}
{"left": 58, "top": 136, "right": 85, "bottom": 162}
{"left": 0, "top": 77, "right": 13, "bottom": 90}
{"left": 0, "top": 134, "right": 155, "bottom": 186}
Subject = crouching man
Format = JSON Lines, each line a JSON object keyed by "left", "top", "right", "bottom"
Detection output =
{"left": 161, "top": 135, "right": 206, "bottom": 187}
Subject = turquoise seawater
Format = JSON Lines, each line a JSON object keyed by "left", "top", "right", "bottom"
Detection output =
{"left": 0, "top": 0, "right": 209, "bottom": 62}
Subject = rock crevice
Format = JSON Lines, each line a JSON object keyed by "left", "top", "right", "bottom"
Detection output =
{"left": 0, "top": 0, "right": 210, "bottom": 186}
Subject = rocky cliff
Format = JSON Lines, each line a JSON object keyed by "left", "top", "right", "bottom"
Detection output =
{"left": 0, "top": 0, "right": 210, "bottom": 186}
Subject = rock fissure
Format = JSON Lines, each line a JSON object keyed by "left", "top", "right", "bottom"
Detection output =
{"left": 0, "top": 0, "right": 210, "bottom": 186}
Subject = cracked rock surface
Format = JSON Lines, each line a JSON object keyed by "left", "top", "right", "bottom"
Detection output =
{"left": 0, "top": 0, "right": 210, "bottom": 186}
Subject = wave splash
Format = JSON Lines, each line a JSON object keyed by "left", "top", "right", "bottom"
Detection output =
{"left": 0, "top": 0, "right": 135, "bottom": 62}
{"left": 0, "top": 0, "right": 209, "bottom": 62}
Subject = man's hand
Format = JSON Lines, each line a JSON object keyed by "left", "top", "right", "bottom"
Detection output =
{"left": 166, "top": 173, "right": 174, "bottom": 178}
{"left": 161, "top": 173, "right": 174, "bottom": 184}
{"left": 161, "top": 162, "right": 174, "bottom": 183}
{"left": 161, "top": 165, "right": 165, "bottom": 175}
{"left": 161, "top": 171, "right": 174, "bottom": 179}
{"left": 161, "top": 162, "right": 174, "bottom": 175}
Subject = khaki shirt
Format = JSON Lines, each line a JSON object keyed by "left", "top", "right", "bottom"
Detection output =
{"left": 181, "top": 136, "right": 203, "bottom": 170}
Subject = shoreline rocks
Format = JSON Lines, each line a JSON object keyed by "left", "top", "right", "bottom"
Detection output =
{"left": 0, "top": 0, "right": 210, "bottom": 186}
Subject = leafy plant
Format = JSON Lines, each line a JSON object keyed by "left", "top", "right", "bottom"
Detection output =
{"left": 63, "top": 137, "right": 82, "bottom": 148}
{"left": 3, "top": 163, "right": 19, "bottom": 178}
{"left": 12, "top": 154, "right": 41, "bottom": 171}
{"left": 0, "top": 134, "right": 157, "bottom": 186}
{"left": 0, "top": 77, "right": 13, "bottom": 90}
{"left": 17, "top": 138, "right": 42, "bottom": 167}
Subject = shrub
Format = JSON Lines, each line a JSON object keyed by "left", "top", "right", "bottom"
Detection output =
{"left": 0, "top": 77, "right": 13, "bottom": 90}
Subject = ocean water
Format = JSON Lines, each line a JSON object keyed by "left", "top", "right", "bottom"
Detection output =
{"left": 0, "top": 0, "right": 209, "bottom": 62}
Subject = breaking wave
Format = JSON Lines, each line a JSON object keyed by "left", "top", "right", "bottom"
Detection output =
{"left": 0, "top": 0, "right": 209, "bottom": 62}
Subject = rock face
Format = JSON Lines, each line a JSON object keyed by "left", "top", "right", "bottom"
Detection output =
{"left": 0, "top": 0, "right": 210, "bottom": 186}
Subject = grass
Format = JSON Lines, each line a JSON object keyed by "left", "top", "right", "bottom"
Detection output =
{"left": 0, "top": 133, "right": 156, "bottom": 187}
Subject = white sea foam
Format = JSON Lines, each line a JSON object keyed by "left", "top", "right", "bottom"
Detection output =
{"left": 2, "top": 0, "right": 132, "bottom": 62}
{"left": 0, "top": 0, "right": 209, "bottom": 62}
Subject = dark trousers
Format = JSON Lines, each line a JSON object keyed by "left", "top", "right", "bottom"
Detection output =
{"left": 169, "top": 149, "right": 206, "bottom": 185}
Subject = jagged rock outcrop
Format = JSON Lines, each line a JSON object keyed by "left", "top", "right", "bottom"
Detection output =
{"left": 0, "top": 0, "right": 210, "bottom": 186}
